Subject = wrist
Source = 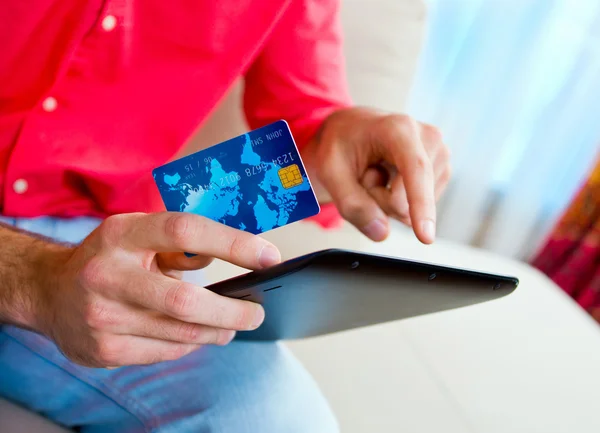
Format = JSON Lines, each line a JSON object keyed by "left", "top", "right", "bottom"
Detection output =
{"left": 26, "top": 242, "right": 73, "bottom": 335}
{"left": 302, "top": 114, "right": 339, "bottom": 204}
{"left": 0, "top": 232, "right": 73, "bottom": 334}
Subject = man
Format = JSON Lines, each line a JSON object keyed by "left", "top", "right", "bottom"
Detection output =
{"left": 0, "top": 1, "right": 450, "bottom": 431}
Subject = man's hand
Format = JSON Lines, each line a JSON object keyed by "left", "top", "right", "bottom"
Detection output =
{"left": 33, "top": 212, "right": 281, "bottom": 368}
{"left": 304, "top": 107, "right": 451, "bottom": 244}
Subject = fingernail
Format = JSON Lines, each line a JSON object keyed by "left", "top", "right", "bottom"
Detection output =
{"left": 258, "top": 245, "right": 281, "bottom": 268}
{"left": 223, "top": 330, "right": 236, "bottom": 345}
{"left": 363, "top": 219, "right": 388, "bottom": 241}
{"left": 253, "top": 306, "right": 265, "bottom": 329}
{"left": 421, "top": 219, "right": 436, "bottom": 242}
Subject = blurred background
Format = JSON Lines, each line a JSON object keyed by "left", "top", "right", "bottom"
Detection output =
{"left": 406, "top": 0, "right": 600, "bottom": 260}
{"left": 195, "top": 0, "right": 600, "bottom": 264}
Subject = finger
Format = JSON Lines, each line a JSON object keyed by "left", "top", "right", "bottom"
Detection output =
{"left": 319, "top": 152, "right": 390, "bottom": 242}
{"left": 368, "top": 185, "right": 412, "bottom": 227}
{"left": 131, "top": 318, "right": 236, "bottom": 346}
{"left": 435, "top": 166, "right": 452, "bottom": 201}
{"left": 380, "top": 116, "right": 437, "bottom": 244}
{"left": 422, "top": 123, "right": 451, "bottom": 202}
{"left": 420, "top": 123, "right": 445, "bottom": 158}
{"left": 82, "top": 298, "right": 236, "bottom": 345}
{"left": 157, "top": 252, "right": 214, "bottom": 271}
{"left": 114, "top": 213, "right": 281, "bottom": 270}
{"left": 398, "top": 214, "right": 412, "bottom": 227}
{"left": 95, "top": 304, "right": 236, "bottom": 345}
{"left": 90, "top": 335, "right": 201, "bottom": 367}
{"left": 431, "top": 142, "right": 452, "bottom": 201}
{"left": 362, "top": 165, "right": 412, "bottom": 226}
{"left": 118, "top": 269, "right": 265, "bottom": 331}
{"left": 361, "top": 167, "right": 393, "bottom": 218}
{"left": 387, "top": 175, "right": 410, "bottom": 220}
{"left": 389, "top": 150, "right": 449, "bottom": 206}
{"left": 361, "top": 166, "right": 388, "bottom": 190}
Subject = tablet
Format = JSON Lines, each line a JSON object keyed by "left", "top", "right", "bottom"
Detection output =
{"left": 205, "top": 249, "right": 519, "bottom": 341}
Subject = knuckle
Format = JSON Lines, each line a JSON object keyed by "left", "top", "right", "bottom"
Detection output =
{"left": 383, "top": 114, "right": 418, "bottom": 137}
{"left": 98, "top": 214, "right": 129, "bottom": 246}
{"left": 421, "top": 123, "right": 444, "bottom": 144}
{"left": 387, "top": 113, "right": 413, "bottom": 128}
{"left": 337, "top": 194, "right": 365, "bottom": 219}
{"left": 93, "top": 337, "right": 121, "bottom": 366}
{"left": 439, "top": 143, "right": 451, "bottom": 161}
{"left": 176, "top": 321, "right": 201, "bottom": 342}
{"left": 413, "top": 153, "right": 432, "bottom": 173}
{"left": 165, "top": 214, "right": 197, "bottom": 250}
{"left": 78, "top": 258, "right": 108, "bottom": 290}
{"left": 164, "top": 282, "right": 198, "bottom": 318}
{"left": 82, "top": 300, "right": 115, "bottom": 330}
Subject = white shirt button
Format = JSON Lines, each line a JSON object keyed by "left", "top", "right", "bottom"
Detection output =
{"left": 101, "top": 15, "right": 117, "bottom": 32}
{"left": 42, "top": 96, "right": 57, "bottom": 113}
{"left": 13, "top": 179, "right": 28, "bottom": 194}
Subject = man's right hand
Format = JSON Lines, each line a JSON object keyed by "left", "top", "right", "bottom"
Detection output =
{"left": 35, "top": 212, "right": 281, "bottom": 368}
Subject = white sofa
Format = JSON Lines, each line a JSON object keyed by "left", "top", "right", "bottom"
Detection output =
{"left": 3, "top": 1, "right": 600, "bottom": 431}
{"left": 263, "top": 222, "right": 600, "bottom": 433}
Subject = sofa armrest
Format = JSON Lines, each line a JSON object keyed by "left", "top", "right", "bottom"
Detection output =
{"left": 279, "top": 222, "right": 600, "bottom": 433}
{"left": 0, "top": 399, "right": 69, "bottom": 433}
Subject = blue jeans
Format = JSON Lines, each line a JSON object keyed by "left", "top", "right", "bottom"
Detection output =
{"left": 0, "top": 217, "right": 337, "bottom": 432}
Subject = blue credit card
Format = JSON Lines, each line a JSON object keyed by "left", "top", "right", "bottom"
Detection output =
{"left": 152, "top": 120, "right": 321, "bottom": 244}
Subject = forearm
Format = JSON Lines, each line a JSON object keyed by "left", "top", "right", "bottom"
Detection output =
{"left": 303, "top": 142, "right": 331, "bottom": 205}
{"left": 0, "top": 223, "right": 70, "bottom": 331}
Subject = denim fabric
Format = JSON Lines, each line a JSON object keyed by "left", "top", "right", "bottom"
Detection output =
{"left": 0, "top": 216, "right": 337, "bottom": 432}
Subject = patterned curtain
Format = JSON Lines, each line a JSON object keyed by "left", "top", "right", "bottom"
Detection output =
{"left": 532, "top": 155, "right": 600, "bottom": 321}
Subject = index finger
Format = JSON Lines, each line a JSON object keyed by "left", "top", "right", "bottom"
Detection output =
{"left": 381, "top": 116, "right": 436, "bottom": 243}
{"left": 121, "top": 212, "right": 281, "bottom": 270}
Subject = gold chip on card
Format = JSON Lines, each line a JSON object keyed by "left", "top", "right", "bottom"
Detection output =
{"left": 277, "top": 164, "right": 304, "bottom": 189}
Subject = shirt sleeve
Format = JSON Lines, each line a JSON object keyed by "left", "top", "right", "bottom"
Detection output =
{"left": 243, "top": 0, "right": 353, "bottom": 150}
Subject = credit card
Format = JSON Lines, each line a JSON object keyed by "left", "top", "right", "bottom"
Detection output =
{"left": 152, "top": 120, "right": 321, "bottom": 247}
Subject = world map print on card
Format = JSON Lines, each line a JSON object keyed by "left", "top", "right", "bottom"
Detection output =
{"left": 152, "top": 120, "right": 320, "bottom": 235}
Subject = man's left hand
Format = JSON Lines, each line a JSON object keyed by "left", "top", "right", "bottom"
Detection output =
{"left": 303, "top": 107, "right": 451, "bottom": 244}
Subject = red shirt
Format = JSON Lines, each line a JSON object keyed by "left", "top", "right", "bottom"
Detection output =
{"left": 1, "top": 0, "right": 350, "bottom": 226}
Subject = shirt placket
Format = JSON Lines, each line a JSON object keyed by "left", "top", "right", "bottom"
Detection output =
{"left": 101, "top": 0, "right": 134, "bottom": 72}
{"left": 2, "top": 0, "right": 131, "bottom": 215}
